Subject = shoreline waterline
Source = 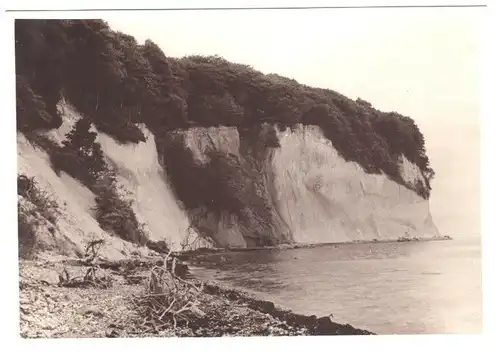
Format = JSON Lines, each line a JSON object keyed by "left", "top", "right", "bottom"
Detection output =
{"left": 179, "top": 235, "right": 453, "bottom": 258}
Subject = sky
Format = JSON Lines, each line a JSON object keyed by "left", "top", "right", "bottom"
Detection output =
{"left": 104, "top": 7, "right": 483, "bottom": 236}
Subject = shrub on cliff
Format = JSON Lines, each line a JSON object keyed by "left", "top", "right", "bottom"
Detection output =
{"left": 18, "top": 204, "right": 37, "bottom": 259}
{"left": 17, "top": 174, "right": 59, "bottom": 258}
{"left": 62, "top": 118, "right": 107, "bottom": 179}
{"left": 160, "top": 133, "right": 259, "bottom": 219}
{"left": 93, "top": 172, "right": 148, "bottom": 245}
{"left": 18, "top": 174, "right": 58, "bottom": 224}
{"left": 205, "top": 149, "right": 279, "bottom": 246}
{"left": 204, "top": 151, "right": 248, "bottom": 215}
{"left": 50, "top": 117, "right": 107, "bottom": 187}
{"left": 238, "top": 123, "right": 281, "bottom": 152}
{"left": 159, "top": 132, "right": 208, "bottom": 210}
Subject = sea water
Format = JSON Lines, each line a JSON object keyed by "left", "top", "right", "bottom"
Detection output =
{"left": 191, "top": 235, "right": 482, "bottom": 334}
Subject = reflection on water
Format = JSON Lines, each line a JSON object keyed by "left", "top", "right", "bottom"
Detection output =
{"left": 191, "top": 235, "right": 482, "bottom": 334}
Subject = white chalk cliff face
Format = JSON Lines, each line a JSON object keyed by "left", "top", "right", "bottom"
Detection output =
{"left": 271, "top": 125, "right": 439, "bottom": 243}
{"left": 17, "top": 103, "right": 439, "bottom": 258}
{"left": 181, "top": 124, "right": 438, "bottom": 246}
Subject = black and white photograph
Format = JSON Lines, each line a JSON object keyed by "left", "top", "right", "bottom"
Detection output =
{"left": 2, "top": 0, "right": 496, "bottom": 349}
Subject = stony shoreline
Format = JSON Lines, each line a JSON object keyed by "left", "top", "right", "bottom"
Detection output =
{"left": 19, "top": 254, "right": 373, "bottom": 338}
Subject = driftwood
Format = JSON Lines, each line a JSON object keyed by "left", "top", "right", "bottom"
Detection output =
{"left": 62, "top": 256, "right": 189, "bottom": 278}
{"left": 57, "top": 266, "right": 112, "bottom": 289}
{"left": 58, "top": 239, "right": 112, "bottom": 288}
{"left": 131, "top": 251, "right": 205, "bottom": 334}
{"left": 58, "top": 239, "right": 189, "bottom": 294}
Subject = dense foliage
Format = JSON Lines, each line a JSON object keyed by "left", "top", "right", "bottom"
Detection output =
{"left": 16, "top": 75, "right": 53, "bottom": 132}
{"left": 15, "top": 19, "right": 434, "bottom": 198}
{"left": 93, "top": 172, "right": 148, "bottom": 245}
{"left": 50, "top": 117, "right": 107, "bottom": 187}
{"left": 50, "top": 116, "right": 147, "bottom": 245}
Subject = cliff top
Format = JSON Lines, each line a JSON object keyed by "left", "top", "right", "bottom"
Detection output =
{"left": 15, "top": 19, "right": 434, "bottom": 198}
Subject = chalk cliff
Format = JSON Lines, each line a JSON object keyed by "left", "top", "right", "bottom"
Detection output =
{"left": 15, "top": 19, "right": 439, "bottom": 258}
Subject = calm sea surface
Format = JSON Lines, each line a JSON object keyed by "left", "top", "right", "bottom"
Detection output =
{"left": 191, "top": 235, "right": 482, "bottom": 334}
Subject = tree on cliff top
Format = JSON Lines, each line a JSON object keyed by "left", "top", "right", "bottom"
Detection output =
{"left": 14, "top": 19, "right": 434, "bottom": 198}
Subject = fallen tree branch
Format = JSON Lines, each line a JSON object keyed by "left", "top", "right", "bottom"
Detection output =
{"left": 131, "top": 253, "right": 205, "bottom": 334}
